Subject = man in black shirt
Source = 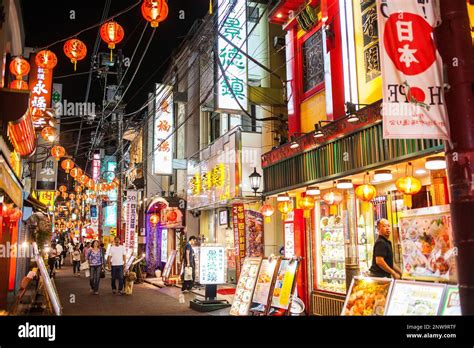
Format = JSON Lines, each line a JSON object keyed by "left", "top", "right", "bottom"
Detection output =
{"left": 181, "top": 236, "right": 197, "bottom": 293}
{"left": 369, "top": 219, "right": 402, "bottom": 279}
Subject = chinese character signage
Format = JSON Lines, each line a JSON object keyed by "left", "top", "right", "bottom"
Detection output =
{"left": 29, "top": 54, "right": 53, "bottom": 123}
{"left": 161, "top": 228, "right": 168, "bottom": 263}
{"left": 217, "top": 0, "right": 248, "bottom": 112}
{"left": 199, "top": 246, "right": 226, "bottom": 285}
{"left": 245, "top": 210, "right": 264, "bottom": 257}
{"left": 35, "top": 83, "right": 62, "bottom": 191}
{"left": 125, "top": 190, "right": 138, "bottom": 255}
{"left": 154, "top": 84, "right": 174, "bottom": 175}
{"left": 376, "top": 0, "right": 449, "bottom": 140}
{"left": 92, "top": 153, "right": 101, "bottom": 182}
{"left": 232, "top": 203, "right": 246, "bottom": 277}
{"left": 37, "top": 191, "right": 55, "bottom": 209}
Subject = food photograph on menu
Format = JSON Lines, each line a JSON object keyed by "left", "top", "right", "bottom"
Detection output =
{"left": 250, "top": 258, "right": 279, "bottom": 313}
{"left": 342, "top": 277, "right": 393, "bottom": 316}
{"left": 230, "top": 258, "right": 262, "bottom": 316}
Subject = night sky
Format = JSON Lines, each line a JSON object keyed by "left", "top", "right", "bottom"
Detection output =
{"left": 21, "top": 0, "right": 210, "bottom": 163}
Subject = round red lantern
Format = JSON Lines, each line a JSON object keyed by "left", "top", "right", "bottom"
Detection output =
{"left": 61, "top": 192, "right": 69, "bottom": 199}
{"left": 59, "top": 185, "right": 67, "bottom": 192}
{"left": 69, "top": 193, "right": 75, "bottom": 200}
{"left": 141, "top": 0, "right": 169, "bottom": 28}
{"left": 355, "top": 184, "right": 377, "bottom": 202}
{"left": 63, "top": 39, "right": 87, "bottom": 71}
{"left": 35, "top": 50, "right": 58, "bottom": 69}
{"left": 322, "top": 191, "right": 343, "bottom": 205}
{"left": 100, "top": 21, "right": 124, "bottom": 61}
{"left": 41, "top": 127, "right": 57, "bottom": 142}
{"left": 51, "top": 145, "right": 66, "bottom": 161}
{"left": 150, "top": 214, "right": 160, "bottom": 226}
{"left": 61, "top": 158, "right": 75, "bottom": 173}
{"left": 78, "top": 174, "right": 88, "bottom": 185}
{"left": 86, "top": 178, "right": 95, "bottom": 190}
{"left": 9, "top": 79, "right": 29, "bottom": 90}
{"left": 299, "top": 195, "right": 315, "bottom": 218}
{"left": 260, "top": 203, "right": 275, "bottom": 223}
{"left": 75, "top": 185, "right": 83, "bottom": 193}
{"left": 166, "top": 210, "right": 178, "bottom": 222}
{"left": 9, "top": 57, "right": 30, "bottom": 79}
{"left": 70, "top": 167, "right": 83, "bottom": 179}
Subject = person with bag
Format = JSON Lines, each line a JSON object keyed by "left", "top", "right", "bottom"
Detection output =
{"left": 181, "top": 236, "right": 197, "bottom": 293}
{"left": 47, "top": 243, "right": 58, "bottom": 278}
{"left": 87, "top": 240, "right": 104, "bottom": 295}
{"left": 71, "top": 245, "right": 82, "bottom": 277}
{"left": 107, "top": 237, "right": 127, "bottom": 295}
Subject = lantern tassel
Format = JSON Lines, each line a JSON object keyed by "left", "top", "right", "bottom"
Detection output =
{"left": 74, "top": 60, "right": 77, "bottom": 72}
{"left": 110, "top": 49, "right": 113, "bottom": 62}
{"left": 209, "top": 0, "right": 213, "bottom": 14}
{"left": 265, "top": 216, "right": 271, "bottom": 223}
{"left": 403, "top": 194, "right": 413, "bottom": 208}
{"left": 304, "top": 210, "right": 310, "bottom": 219}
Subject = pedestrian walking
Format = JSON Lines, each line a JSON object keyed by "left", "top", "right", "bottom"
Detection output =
{"left": 107, "top": 237, "right": 127, "bottom": 295}
{"left": 79, "top": 242, "right": 84, "bottom": 253}
{"left": 55, "top": 243, "right": 63, "bottom": 269}
{"left": 181, "top": 236, "right": 197, "bottom": 293}
{"left": 87, "top": 240, "right": 104, "bottom": 295}
{"left": 83, "top": 242, "right": 91, "bottom": 262}
{"left": 71, "top": 245, "right": 81, "bottom": 277}
{"left": 47, "top": 243, "right": 58, "bottom": 277}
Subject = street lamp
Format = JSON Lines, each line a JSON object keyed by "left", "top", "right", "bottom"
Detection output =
{"left": 249, "top": 167, "right": 262, "bottom": 196}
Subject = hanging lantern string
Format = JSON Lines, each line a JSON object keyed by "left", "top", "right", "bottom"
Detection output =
{"left": 35, "top": 0, "right": 141, "bottom": 51}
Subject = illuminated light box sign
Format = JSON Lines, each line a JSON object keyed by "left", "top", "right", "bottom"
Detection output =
{"left": 216, "top": 0, "right": 248, "bottom": 112}
{"left": 104, "top": 202, "right": 117, "bottom": 227}
{"left": 154, "top": 84, "right": 174, "bottom": 175}
{"left": 199, "top": 245, "right": 226, "bottom": 285}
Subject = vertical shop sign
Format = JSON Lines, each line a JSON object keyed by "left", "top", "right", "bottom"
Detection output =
{"left": 92, "top": 153, "right": 101, "bottom": 182}
{"left": 232, "top": 203, "right": 246, "bottom": 277}
{"left": 376, "top": 0, "right": 449, "bottom": 140}
{"left": 216, "top": 0, "right": 248, "bottom": 112}
{"left": 161, "top": 228, "right": 168, "bottom": 263}
{"left": 125, "top": 190, "right": 138, "bottom": 255}
{"left": 29, "top": 54, "right": 53, "bottom": 121}
{"left": 154, "top": 84, "right": 174, "bottom": 175}
{"left": 245, "top": 210, "right": 264, "bottom": 257}
{"left": 35, "top": 83, "right": 62, "bottom": 191}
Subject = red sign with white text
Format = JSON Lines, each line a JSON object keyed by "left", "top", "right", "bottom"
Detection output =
{"left": 29, "top": 54, "right": 53, "bottom": 126}
{"left": 376, "top": 0, "right": 449, "bottom": 140}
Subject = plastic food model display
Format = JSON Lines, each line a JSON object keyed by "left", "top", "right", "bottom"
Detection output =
{"left": 317, "top": 202, "right": 346, "bottom": 294}
{"left": 342, "top": 277, "right": 392, "bottom": 316}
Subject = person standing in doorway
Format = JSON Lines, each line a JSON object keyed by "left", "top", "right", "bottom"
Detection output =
{"left": 369, "top": 219, "right": 403, "bottom": 279}
{"left": 181, "top": 236, "right": 197, "bottom": 293}
{"left": 107, "top": 237, "right": 127, "bottom": 295}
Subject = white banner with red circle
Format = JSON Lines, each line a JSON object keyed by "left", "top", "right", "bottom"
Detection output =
{"left": 376, "top": 0, "right": 450, "bottom": 140}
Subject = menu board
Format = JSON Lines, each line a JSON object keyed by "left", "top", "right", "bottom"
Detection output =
{"left": 386, "top": 280, "right": 446, "bottom": 316}
{"left": 230, "top": 257, "right": 262, "bottom": 316}
{"left": 342, "top": 277, "right": 393, "bottom": 316}
{"left": 399, "top": 206, "right": 457, "bottom": 283}
{"left": 251, "top": 258, "right": 279, "bottom": 311}
{"left": 270, "top": 259, "right": 298, "bottom": 310}
{"left": 161, "top": 229, "right": 168, "bottom": 263}
{"left": 284, "top": 223, "right": 295, "bottom": 258}
{"left": 199, "top": 245, "right": 226, "bottom": 285}
{"left": 162, "top": 250, "right": 177, "bottom": 279}
{"left": 33, "top": 243, "right": 62, "bottom": 316}
{"left": 193, "top": 247, "right": 200, "bottom": 284}
{"left": 440, "top": 285, "right": 462, "bottom": 316}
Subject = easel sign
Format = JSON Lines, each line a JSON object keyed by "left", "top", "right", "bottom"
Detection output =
{"left": 33, "top": 243, "right": 62, "bottom": 316}
{"left": 249, "top": 256, "right": 280, "bottom": 316}
{"left": 267, "top": 257, "right": 300, "bottom": 316}
{"left": 229, "top": 257, "right": 262, "bottom": 316}
{"left": 163, "top": 250, "right": 177, "bottom": 281}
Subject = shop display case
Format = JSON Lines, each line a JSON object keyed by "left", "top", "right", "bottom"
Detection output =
{"left": 316, "top": 201, "right": 346, "bottom": 294}
{"left": 355, "top": 199, "right": 375, "bottom": 274}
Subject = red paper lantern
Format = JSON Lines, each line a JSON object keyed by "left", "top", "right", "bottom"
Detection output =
{"left": 9, "top": 57, "right": 30, "bottom": 79}
{"left": 51, "top": 145, "right": 66, "bottom": 161}
{"left": 61, "top": 158, "right": 75, "bottom": 173}
{"left": 86, "top": 178, "right": 95, "bottom": 189}
{"left": 35, "top": 50, "right": 58, "bottom": 70}
{"left": 70, "top": 167, "right": 83, "bottom": 179}
{"left": 62, "top": 192, "right": 69, "bottom": 199}
{"left": 6, "top": 113, "right": 36, "bottom": 157}
{"left": 322, "top": 191, "right": 343, "bottom": 205}
{"left": 63, "top": 39, "right": 87, "bottom": 71}
{"left": 69, "top": 193, "right": 76, "bottom": 200}
{"left": 59, "top": 185, "right": 67, "bottom": 192}
{"left": 150, "top": 214, "right": 160, "bottom": 225}
{"left": 355, "top": 184, "right": 377, "bottom": 202}
{"left": 9, "top": 79, "right": 29, "bottom": 90}
{"left": 141, "top": 0, "right": 169, "bottom": 28}
{"left": 100, "top": 21, "right": 124, "bottom": 61}
{"left": 260, "top": 204, "right": 275, "bottom": 223}
{"left": 41, "top": 126, "right": 57, "bottom": 142}
{"left": 78, "top": 174, "right": 89, "bottom": 185}
{"left": 166, "top": 210, "right": 178, "bottom": 222}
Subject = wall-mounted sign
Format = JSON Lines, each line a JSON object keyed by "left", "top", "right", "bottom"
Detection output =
{"left": 161, "top": 228, "right": 168, "bottom": 263}
{"left": 154, "top": 84, "right": 174, "bottom": 175}
{"left": 217, "top": 0, "right": 248, "bottom": 112}
{"left": 29, "top": 54, "right": 53, "bottom": 123}
{"left": 104, "top": 202, "right": 117, "bottom": 227}
{"left": 232, "top": 203, "right": 246, "bottom": 278}
{"left": 37, "top": 191, "right": 55, "bottom": 208}
{"left": 92, "top": 153, "right": 101, "bottom": 182}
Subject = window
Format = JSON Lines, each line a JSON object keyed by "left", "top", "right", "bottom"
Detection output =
{"left": 247, "top": 6, "right": 260, "bottom": 23}
{"left": 302, "top": 29, "right": 324, "bottom": 93}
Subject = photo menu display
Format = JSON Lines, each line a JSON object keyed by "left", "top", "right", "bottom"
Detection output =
{"left": 230, "top": 257, "right": 262, "bottom": 316}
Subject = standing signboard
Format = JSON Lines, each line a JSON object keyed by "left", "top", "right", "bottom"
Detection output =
{"left": 230, "top": 257, "right": 262, "bottom": 316}
{"left": 232, "top": 203, "right": 246, "bottom": 277}
{"left": 125, "top": 190, "right": 138, "bottom": 255}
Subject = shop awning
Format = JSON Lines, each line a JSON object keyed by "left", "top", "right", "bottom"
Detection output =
{"left": 24, "top": 194, "right": 48, "bottom": 213}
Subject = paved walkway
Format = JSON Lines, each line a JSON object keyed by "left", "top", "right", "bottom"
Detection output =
{"left": 53, "top": 264, "right": 216, "bottom": 316}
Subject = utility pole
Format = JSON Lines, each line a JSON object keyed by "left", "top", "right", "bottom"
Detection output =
{"left": 435, "top": 1, "right": 474, "bottom": 315}
{"left": 117, "top": 50, "right": 125, "bottom": 243}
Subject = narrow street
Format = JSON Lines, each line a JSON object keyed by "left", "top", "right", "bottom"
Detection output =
{"left": 53, "top": 263, "right": 225, "bottom": 316}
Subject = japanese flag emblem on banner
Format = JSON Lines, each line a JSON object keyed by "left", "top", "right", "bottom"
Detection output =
{"left": 376, "top": 0, "right": 450, "bottom": 140}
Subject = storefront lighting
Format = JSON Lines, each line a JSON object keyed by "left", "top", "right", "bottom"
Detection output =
{"left": 313, "top": 123, "right": 324, "bottom": 138}
{"left": 425, "top": 156, "right": 446, "bottom": 170}
{"left": 396, "top": 163, "right": 422, "bottom": 195}
{"left": 306, "top": 186, "right": 320, "bottom": 196}
{"left": 336, "top": 179, "right": 353, "bottom": 189}
{"left": 373, "top": 170, "right": 393, "bottom": 182}
{"left": 415, "top": 169, "right": 427, "bottom": 175}
{"left": 276, "top": 13, "right": 283, "bottom": 18}
{"left": 289, "top": 136, "right": 299, "bottom": 149}
{"left": 277, "top": 193, "right": 290, "bottom": 202}
{"left": 249, "top": 167, "right": 262, "bottom": 195}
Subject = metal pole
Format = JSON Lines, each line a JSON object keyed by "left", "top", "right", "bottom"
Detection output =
{"left": 435, "top": 1, "right": 474, "bottom": 315}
